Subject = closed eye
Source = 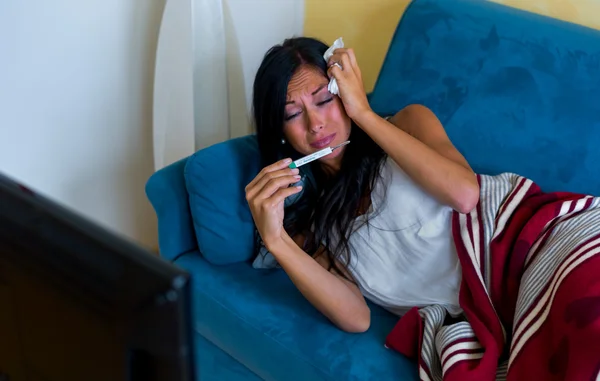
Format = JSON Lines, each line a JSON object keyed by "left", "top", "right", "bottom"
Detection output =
{"left": 284, "top": 112, "right": 300, "bottom": 121}
{"left": 285, "top": 98, "right": 333, "bottom": 121}
{"left": 317, "top": 98, "right": 334, "bottom": 106}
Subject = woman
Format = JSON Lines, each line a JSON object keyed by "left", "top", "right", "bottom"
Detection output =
{"left": 245, "top": 37, "right": 480, "bottom": 333}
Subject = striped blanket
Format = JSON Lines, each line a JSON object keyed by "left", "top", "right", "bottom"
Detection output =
{"left": 385, "top": 173, "right": 600, "bottom": 380}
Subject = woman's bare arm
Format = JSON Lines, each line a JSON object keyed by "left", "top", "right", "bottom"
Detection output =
{"left": 354, "top": 105, "right": 480, "bottom": 214}
{"left": 266, "top": 233, "right": 370, "bottom": 333}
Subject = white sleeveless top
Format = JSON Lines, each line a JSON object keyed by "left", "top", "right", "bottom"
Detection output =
{"left": 340, "top": 157, "right": 463, "bottom": 316}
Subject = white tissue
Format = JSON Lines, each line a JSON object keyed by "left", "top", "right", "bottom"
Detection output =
{"left": 323, "top": 37, "right": 344, "bottom": 95}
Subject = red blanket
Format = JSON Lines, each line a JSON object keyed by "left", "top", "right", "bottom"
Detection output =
{"left": 385, "top": 173, "right": 600, "bottom": 380}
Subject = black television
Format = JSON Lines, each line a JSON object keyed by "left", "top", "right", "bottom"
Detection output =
{"left": 0, "top": 172, "right": 196, "bottom": 381}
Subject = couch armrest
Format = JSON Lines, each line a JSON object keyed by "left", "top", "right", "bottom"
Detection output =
{"left": 145, "top": 157, "right": 197, "bottom": 260}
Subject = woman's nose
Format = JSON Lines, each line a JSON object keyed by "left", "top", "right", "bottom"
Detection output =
{"left": 307, "top": 109, "right": 324, "bottom": 133}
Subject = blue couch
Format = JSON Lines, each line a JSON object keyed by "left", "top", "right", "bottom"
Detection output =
{"left": 146, "top": 0, "right": 600, "bottom": 379}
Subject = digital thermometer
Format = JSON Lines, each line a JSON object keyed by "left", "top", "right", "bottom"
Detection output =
{"left": 288, "top": 141, "right": 350, "bottom": 169}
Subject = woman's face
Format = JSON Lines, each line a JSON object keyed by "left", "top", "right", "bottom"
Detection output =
{"left": 283, "top": 65, "right": 351, "bottom": 171}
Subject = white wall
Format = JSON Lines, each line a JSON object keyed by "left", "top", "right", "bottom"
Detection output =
{"left": 0, "top": 0, "right": 165, "bottom": 249}
{"left": 0, "top": 0, "right": 304, "bottom": 250}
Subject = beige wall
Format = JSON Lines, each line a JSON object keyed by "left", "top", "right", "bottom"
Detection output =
{"left": 304, "top": 0, "right": 600, "bottom": 93}
{"left": 494, "top": 0, "right": 600, "bottom": 31}
{"left": 304, "top": 0, "right": 410, "bottom": 93}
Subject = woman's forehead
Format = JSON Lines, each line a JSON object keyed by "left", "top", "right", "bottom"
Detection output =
{"left": 287, "top": 66, "right": 327, "bottom": 98}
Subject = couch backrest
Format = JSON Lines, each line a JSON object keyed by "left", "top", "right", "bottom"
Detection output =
{"left": 369, "top": 0, "right": 600, "bottom": 195}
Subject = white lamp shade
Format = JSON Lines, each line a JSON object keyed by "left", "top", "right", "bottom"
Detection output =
{"left": 153, "top": 0, "right": 230, "bottom": 171}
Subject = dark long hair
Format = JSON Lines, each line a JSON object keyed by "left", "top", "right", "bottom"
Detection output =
{"left": 252, "top": 37, "right": 387, "bottom": 278}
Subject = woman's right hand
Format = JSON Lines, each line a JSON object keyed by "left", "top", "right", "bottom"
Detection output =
{"left": 245, "top": 158, "right": 303, "bottom": 250}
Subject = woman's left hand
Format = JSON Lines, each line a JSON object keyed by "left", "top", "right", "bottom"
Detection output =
{"left": 327, "top": 48, "right": 372, "bottom": 121}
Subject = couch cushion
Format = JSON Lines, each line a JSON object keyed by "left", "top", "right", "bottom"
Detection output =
{"left": 146, "top": 157, "right": 197, "bottom": 261}
{"left": 185, "top": 134, "right": 317, "bottom": 266}
{"left": 176, "top": 252, "right": 418, "bottom": 381}
{"left": 195, "top": 334, "right": 263, "bottom": 381}
{"left": 184, "top": 136, "right": 261, "bottom": 265}
{"left": 369, "top": 0, "right": 600, "bottom": 196}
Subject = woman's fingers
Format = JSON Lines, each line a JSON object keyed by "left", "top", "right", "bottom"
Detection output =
{"left": 327, "top": 48, "right": 358, "bottom": 74}
{"left": 325, "top": 47, "right": 370, "bottom": 119}
{"left": 327, "top": 62, "right": 343, "bottom": 81}
{"left": 245, "top": 158, "right": 292, "bottom": 193}
{"left": 344, "top": 48, "right": 362, "bottom": 82}
{"left": 328, "top": 53, "right": 352, "bottom": 77}
{"left": 255, "top": 174, "right": 301, "bottom": 203}
{"left": 264, "top": 185, "right": 303, "bottom": 208}
{"left": 247, "top": 167, "right": 299, "bottom": 200}
{"left": 345, "top": 48, "right": 358, "bottom": 69}
{"left": 329, "top": 48, "right": 358, "bottom": 70}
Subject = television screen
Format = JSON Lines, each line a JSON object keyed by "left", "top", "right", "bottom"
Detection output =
{"left": 0, "top": 172, "right": 195, "bottom": 381}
